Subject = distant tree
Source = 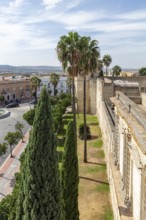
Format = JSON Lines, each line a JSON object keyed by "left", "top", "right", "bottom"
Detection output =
{"left": 23, "top": 108, "right": 35, "bottom": 126}
{"left": 0, "top": 95, "right": 5, "bottom": 102}
{"left": 61, "top": 121, "right": 79, "bottom": 220}
{"left": 139, "top": 67, "right": 146, "bottom": 76}
{"left": 4, "top": 131, "right": 22, "bottom": 157}
{"left": 30, "top": 76, "right": 41, "bottom": 103}
{"left": 97, "top": 60, "right": 104, "bottom": 77}
{"left": 112, "top": 65, "right": 122, "bottom": 76}
{"left": 103, "top": 54, "right": 112, "bottom": 75}
{"left": 50, "top": 73, "right": 60, "bottom": 96}
{"left": 0, "top": 142, "right": 7, "bottom": 156}
{"left": 66, "top": 77, "right": 72, "bottom": 93}
{"left": 16, "top": 87, "right": 63, "bottom": 220}
{"left": 15, "top": 121, "right": 24, "bottom": 142}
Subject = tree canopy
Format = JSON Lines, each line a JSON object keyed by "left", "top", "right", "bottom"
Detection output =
{"left": 139, "top": 67, "right": 146, "bottom": 76}
{"left": 112, "top": 65, "right": 122, "bottom": 76}
{"left": 103, "top": 54, "right": 112, "bottom": 75}
{"left": 16, "top": 87, "right": 62, "bottom": 220}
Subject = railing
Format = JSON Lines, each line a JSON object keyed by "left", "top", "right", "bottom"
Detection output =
{"left": 116, "top": 91, "right": 146, "bottom": 130}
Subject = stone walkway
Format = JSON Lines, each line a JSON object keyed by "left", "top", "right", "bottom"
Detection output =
{"left": 0, "top": 131, "right": 29, "bottom": 201}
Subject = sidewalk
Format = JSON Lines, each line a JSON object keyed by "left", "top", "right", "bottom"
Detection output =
{"left": 0, "top": 131, "right": 29, "bottom": 201}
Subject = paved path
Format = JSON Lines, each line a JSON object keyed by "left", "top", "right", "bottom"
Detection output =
{"left": 0, "top": 131, "right": 29, "bottom": 201}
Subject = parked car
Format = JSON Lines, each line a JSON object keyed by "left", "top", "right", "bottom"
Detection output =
{"left": 6, "top": 102, "right": 19, "bottom": 108}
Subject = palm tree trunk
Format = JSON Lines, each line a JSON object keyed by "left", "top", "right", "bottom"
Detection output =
{"left": 106, "top": 67, "right": 107, "bottom": 76}
{"left": 83, "top": 76, "right": 87, "bottom": 163}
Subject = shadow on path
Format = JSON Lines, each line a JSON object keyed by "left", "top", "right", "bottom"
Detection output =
{"left": 79, "top": 176, "right": 109, "bottom": 185}
{"left": 87, "top": 161, "right": 106, "bottom": 166}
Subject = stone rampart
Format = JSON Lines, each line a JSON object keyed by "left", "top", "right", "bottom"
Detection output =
{"left": 116, "top": 91, "right": 146, "bottom": 131}
{"left": 96, "top": 79, "right": 121, "bottom": 220}
{"left": 141, "top": 93, "right": 146, "bottom": 108}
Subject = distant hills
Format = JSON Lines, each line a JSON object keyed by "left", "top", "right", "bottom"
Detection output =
{"left": 0, "top": 65, "right": 139, "bottom": 75}
{"left": 0, "top": 65, "right": 62, "bottom": 74}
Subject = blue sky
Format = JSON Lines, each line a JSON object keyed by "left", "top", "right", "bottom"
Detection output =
{"left": 0, "top": 0, "right": 146, "bottom": 68}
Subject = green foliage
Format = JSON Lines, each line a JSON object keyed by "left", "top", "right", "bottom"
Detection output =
{"left": 0, "top": 142, "right": 7, "bottom": 156}
{"left": 48, "top": 89, "right": 52, "bottom": 95}
{"left": 61, "top": 121, "right": 79, "bottom": 220}
{"left": 66, "top": 77, "right": 72, "bottom": 93}
{"left": 30, "top": 76, "right": 41, "bottom": 103}
{"left": 4, "top": 131, "right": 22, "bottom": 157}
{"left": 15, "top": 121, "right": 24, "bottom": 138}
{"left": 50, "top": 73, "right": 60, "bottom": 96}
{"left": 103, "top": 54, "right": 112, "bottom": 74}
{"left": 139, "top": 67, "right": 146, "bottom": 75}
{"left": 23, "top": 108, "right": 35, "bottom": 125}
{"left": 0, "top": 95, "right": 5, "bottom": 101}
{"left": 112, "top": 65, "right": 122, "bottom": 76}
{"left": 52, "top": 93, "right": 72, "bottom": 132}
{"left": 78, "top": 123, "right": 91, "bottom": 140}
{"left": 4, "top": 131, "right": 22, "bottom": 147}
{"left": 16, "top": 87, "right": 62, "bottom": 220}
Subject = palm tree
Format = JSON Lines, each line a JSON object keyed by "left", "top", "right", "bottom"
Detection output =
{"left": 57, "top": 32, "right": 81, "bottom": 135}
{"left": 97, "top": 59, "right": 104, "bottom": 77}
{"left": 112, "top": 65, "right": 122, "bottom": 76}
{"left": 66, "top": 76, "right": 72, "bottom": 93}
{"left": 50, "top": 73, "right": 60, "bottom": 96}
{"left": 79, "top": 36, "right": 100, "bottom": 162}
{"left": 103, "top": 54, "right": 112, "bottom": 76}
{"left": 30, "top": 76, "right": 41, "bottom": 103}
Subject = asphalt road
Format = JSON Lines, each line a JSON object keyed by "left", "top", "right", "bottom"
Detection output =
{"left": 0, "top": 103, "right": 30, "bottom": 166}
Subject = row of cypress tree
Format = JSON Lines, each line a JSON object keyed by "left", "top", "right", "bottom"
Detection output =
{"left": 14, "top": 87, "right": 79, "bottom": 220}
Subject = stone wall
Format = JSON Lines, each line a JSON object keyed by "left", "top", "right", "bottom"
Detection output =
{"left": 96, "top": 79, "right": 121, "bottom": 220}
{"left": 75, "top": 77, "right": 90, "bottom": 113}
{"left": 141, "top": 93, "right": 146, "bottom": 108}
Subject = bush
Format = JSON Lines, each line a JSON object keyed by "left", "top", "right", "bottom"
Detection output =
{"left": 139, "top": 67, "right": 146, "bottom": 76}
{"left": 78, "top": 123, "right": 91, "bottom": 140}
{"left": 0, "top": 95, "right": 5, "bottom": 101}
{"left": 23, "top": 108, "right": 35, "bottom": 125}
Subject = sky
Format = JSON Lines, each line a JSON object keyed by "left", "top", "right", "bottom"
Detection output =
{"left": 0, "top": 0, "right": 146, "bottom": 68}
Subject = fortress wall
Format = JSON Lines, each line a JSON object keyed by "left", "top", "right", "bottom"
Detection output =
{"left": 89, "top": 79, "right": 97, "bottom": 114}
{"left": 106, "top": 76, "right": 146, "bottom": 87}
{"left": 75, "top": 77, "right": 90, "bottom": 113}
{"left": 141, "top": 93, "right": 146, "bottom": 108}
{"left": 96, "top": 79, "right": 121, "bottom": 220}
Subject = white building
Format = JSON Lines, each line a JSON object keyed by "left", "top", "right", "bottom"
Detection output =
{"left": 38, "top": 76, "right": 69, "bottom": 96}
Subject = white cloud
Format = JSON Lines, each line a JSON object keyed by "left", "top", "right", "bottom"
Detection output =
{"left": 116, "top": 9, "right": 146, "bottom": 20}
{"left": 9, "top": 0, "right": 24, "bottom": 7}
{"left": 66, "top": 0, "right": 82, "bottom": 10}
{"left": 42, "top": 0, "right": 62, "bottom": 9}
{"left": 0, "top": 0, "right": 146, "bottom": 67}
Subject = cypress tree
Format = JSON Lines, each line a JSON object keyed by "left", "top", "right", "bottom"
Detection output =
{"left": 15, "top": 87, "right": 62, "bottom": 220}
{"left": 61, "top": 121, "right": 79, "bottom": 220}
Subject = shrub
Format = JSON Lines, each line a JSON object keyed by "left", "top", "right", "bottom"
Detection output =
{"left": 0, "top": 95, "right": 5, "bottom": 101}
{"left": 78, "top": 123, "right": 91, "bottom": 140}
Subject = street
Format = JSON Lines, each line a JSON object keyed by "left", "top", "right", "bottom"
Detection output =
{"left": 0, "top": 103, "right": 30, "bottom": 166}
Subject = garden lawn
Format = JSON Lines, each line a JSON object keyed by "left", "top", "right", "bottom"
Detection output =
{"left": 57, "top": 114, "right": 113, "bottom": 220}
